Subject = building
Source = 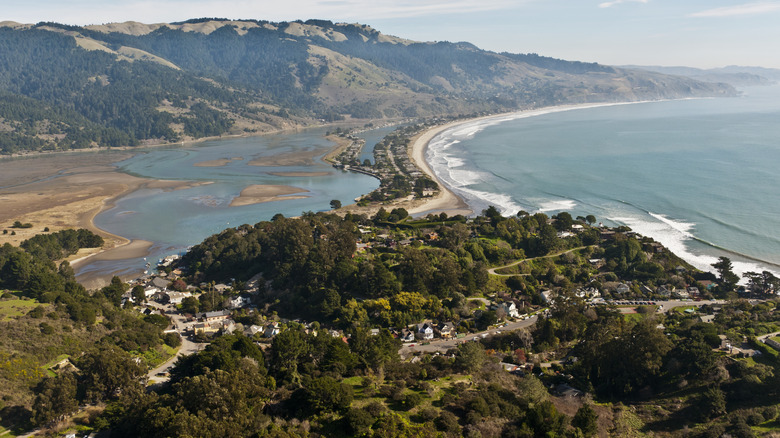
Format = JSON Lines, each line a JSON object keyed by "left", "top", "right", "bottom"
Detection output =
{"left": 436, "top": 322, "right": 456, "bottom": 339}
{"left": 228, "top": 296, "right": 250, "bottom": 309}
{"left": 416, "top": 323, "right": 434, "bottom": 340}
{"left": 497, "top": 301, "right": 520, "bottom": 319}
{"left": 399, "top": 329, "right": 415, "bottom": 343}
{"left": 264, "top": 322, "right": 280, "bottom": 338}
{"left": 199, "top": 310, "right": 231, "bottom": 322}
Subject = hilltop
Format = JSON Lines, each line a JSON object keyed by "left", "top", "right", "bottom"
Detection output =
{"left": 0, "top": 18, "right": 736, "bottom": 154}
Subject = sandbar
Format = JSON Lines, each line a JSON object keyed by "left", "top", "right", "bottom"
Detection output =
{"left": 230, "top": 185, "right": 309, "bottom": 207}
{"left": 248, "top": 149, "right": 327, "bottom": 167}
{"left": 267, "top": 171, "right": 331, "bottom": 177}
{"left": 193, "top": 157, "right": 244, "bottom": 167}
{"left": 0, "top": 154, "right": 210, "bottom": 289}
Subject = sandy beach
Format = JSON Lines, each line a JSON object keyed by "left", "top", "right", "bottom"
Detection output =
{"left": 230, "top": 184, "right": 310, "bottom": 207}
{"left": 404, "top": 122, "right": 474, "bottom": 217}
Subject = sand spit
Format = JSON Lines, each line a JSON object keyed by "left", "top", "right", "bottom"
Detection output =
{"left": 230, "top": 185, "right": 310, "bottom": 207}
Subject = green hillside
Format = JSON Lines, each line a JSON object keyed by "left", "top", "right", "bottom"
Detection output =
{"left": 0, "top": 19, "right": 736, "bottom": 154}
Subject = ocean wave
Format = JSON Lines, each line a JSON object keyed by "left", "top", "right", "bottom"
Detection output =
{"left": 537, "top": 199, "right": 578, "bottom": 213}
{"left": 457, "top": 186, "right": 525, "bottom": 216}
{"left": 609, "top": 212, "right": 779, "bottom": 278}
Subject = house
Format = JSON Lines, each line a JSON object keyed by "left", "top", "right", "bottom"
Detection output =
{"left": 166, "top": 291, "right": 192, "bottom": 305}
{"left": 144, "top": 286, "right": 160, "bottom": 298}
{"left": 192, "top": 322, "right": 220, "bottom": 335}
{"left": 436, "top": 322, "right": 456, "bottom": 339}
{"left": 399, "top": 329, "right": 415, "bottom": 343}
{"left": 700, "top": 315, "right": 716, "bottom": 323}
{"left": 640, "top": 285, "right": 654, "bottom": 295}
{"left": 687, "top": 286, "right": 700, "bottom": 296}
{"left": 228, "top": 296, "right": 249, "bottom": 309}
{"left": 600, "top": 230, "right": 616, "bottom": 240}
{"left": 656, "top": 285, "right": 671, "bottom": 297}
{"left": 264, "top": 322, "right": 280, "bottom": 338}
{"left": 416, "top": 323, "right": 434, "bottom": 340}
{"left": 151, "top": 277, "right": 171, "bottom": 290}
{"left": 221, "top": 320, "right": 236, "bottom": 334}
{"left": 369, "top": 328, "right": 380, "bottom": 336}
{"left": 497, "top": 301, "right": 520, "bottom": 319}
{"left": 540, "top": 290, "right": 555, "bottom": 305}
{"left": 246, "top": 325, "right": 264, "bottom": 336}
{"left": 200, "top": 310, "right": 231, "bottom": 322}
{"left": 672, "top": 288, "right": 690, "bottom": 299}
{"left": 615, "top": 283, "right": 630, "bottom": 294}
{"left": 588, "top": 258, "right": 605, "bottom": 268}
{"left": 554, "top": 384, "right": 584, "bottom": 398}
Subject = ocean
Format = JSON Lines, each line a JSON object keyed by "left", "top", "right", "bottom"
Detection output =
{"left": 426, "top": 85, "right": 780, "bottom": 276}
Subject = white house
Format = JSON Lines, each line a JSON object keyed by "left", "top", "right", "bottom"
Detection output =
{"left": 416, "top": 323, "right": 434, "bottom": 340}
{"left": 498, "top": 301, "right": 520, "bottom": 319}
{"left": 166, "top": 291, "right": 192, "bottom": 305}
{"left": 229, "top": 296, "right": 249, "bottom": 309}
{"left": 399, "top": 329, "right": 415, "bottom": 343}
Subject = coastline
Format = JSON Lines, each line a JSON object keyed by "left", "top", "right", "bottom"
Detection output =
{"left": 401, "top": 99, "right": 685, "bottom": 218}
{"left": 0, "top": 100, "right": 683, "bottom": 288}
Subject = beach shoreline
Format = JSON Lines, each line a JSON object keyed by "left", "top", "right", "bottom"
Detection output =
{"left": 1, "top": 100, "right": 670, "bottom": 288}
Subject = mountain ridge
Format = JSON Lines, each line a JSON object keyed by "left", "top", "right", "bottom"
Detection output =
{"left": 0, "top": 18, "right": 736, "bottom": 154}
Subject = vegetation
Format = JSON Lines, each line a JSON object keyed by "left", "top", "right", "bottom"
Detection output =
{"left": 0, "top": 19, "right": 735, "bottom": 154}
{"left": 1, "top": 209, "right": 779, "bottom": 436}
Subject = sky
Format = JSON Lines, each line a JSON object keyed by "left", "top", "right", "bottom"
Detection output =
{"left": 4, "top": 0, "right": 780, "bottom": 69}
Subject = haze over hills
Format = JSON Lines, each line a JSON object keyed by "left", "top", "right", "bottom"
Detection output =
{"left": 0, "top": 18, "right": 737, "bottom": 154}
{"left": 621, "top": 65, "right": 780, "bottom": 87}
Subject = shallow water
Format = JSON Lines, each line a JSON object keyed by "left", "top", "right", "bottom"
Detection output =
{"left": 77, "top": 128, "right": 379, "bottom": 282}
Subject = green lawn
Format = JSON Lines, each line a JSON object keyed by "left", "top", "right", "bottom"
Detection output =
{"left": 672, "top": 306, "right": 697, "bottom": 314}
{"left": 0, "top": 298, "right": 39, "bottom": 321}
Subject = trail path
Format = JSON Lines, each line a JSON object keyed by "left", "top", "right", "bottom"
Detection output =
{"left": 487, "top": 246, "right": 589, "bottom": 276}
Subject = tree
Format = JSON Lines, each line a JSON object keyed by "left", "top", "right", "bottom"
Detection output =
{"left": 455, "top": 341, "right": 486, "bottom": 373}
{"left": 31, "top": 372, "right": 78, "bottom": 426}
{"left": 304, "top": 376, "right": 353, "bottom": 413}
{"left": 700, "top": 386, "right": 727, "bottom": 420}
{"left": 131, "top": 285, "right": 146, "bottom": 304}
{"left": 573, "top": 403, "right": 599, "bottom": 437}
{"left": 180, "top": 296, "right": 199, "bottom": 314}
{"left": 712, "top": 256, "right": 739, "bottom": 291}
{"left": 330, "top": 199, "right": 342, "bottom": 209}
{"left": 77, "top": 347, "right": 146, "bottom": 402}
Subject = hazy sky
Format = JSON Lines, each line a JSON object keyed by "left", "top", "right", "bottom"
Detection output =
{"left": 5, "top": 0, "right": 780, "bottom": 68}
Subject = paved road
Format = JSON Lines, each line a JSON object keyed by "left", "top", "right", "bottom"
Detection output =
{"left": 146, "top": 307, "right": 206, "bottom": 384}
{"left": 400, "top": 315, "right": 540, "bottom": 357}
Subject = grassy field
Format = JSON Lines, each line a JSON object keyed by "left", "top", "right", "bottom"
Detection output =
{"left": 0, "top": 298, "right": 39, "bottom": 321}
{"left": 671, "top": 306, "right": 697, "bottom": 314}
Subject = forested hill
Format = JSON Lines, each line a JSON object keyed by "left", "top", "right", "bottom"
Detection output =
{"left": 0, "top": 18, "right": 736, "bottom": 154}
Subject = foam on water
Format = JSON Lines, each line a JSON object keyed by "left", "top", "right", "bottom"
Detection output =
{"left": 537, "top": 200, "right": 578, "bottom": 213}
{"left": 609, "top": 212, "right": 777, "bottom": 278}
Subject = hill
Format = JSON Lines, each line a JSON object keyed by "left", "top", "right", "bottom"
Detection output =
{"left": 621, "top": 64, "right": 780, "bottom": 87}
{"left": 0, "top": 18, "right": 736, "bottom": 154}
